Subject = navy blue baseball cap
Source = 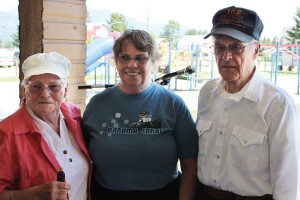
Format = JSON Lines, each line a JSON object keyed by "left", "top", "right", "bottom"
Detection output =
{"left": 204, "top": 6, "right": 264, "bottom": 42}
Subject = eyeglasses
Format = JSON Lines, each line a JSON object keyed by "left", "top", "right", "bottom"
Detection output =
{"left": 26, "top": 82, "right": 64, "bottom": 93}
{"left": 210, "top": 43, "right": 254, "bottom": 55}
{"left": 117, "top": 54, "right": 150, "bottom": 64}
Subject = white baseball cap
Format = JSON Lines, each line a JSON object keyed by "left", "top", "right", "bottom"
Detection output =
{"left": 22, "top": 52, "right": 71, "bottom": 80}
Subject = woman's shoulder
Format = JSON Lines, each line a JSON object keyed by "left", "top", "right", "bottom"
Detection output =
{"left": 88, "top": 86, "right": 117, "bottom": 103}
{"left": 153, "top": 85, "right": 175, "bottom": 97}
{"left": 61, "top": 102, "right": 81, "bottom": 117}
{"left": 0, "top": 105, "right": 33, "bottom": 134}
{"left": 152, "top": 84, "right": 186, "bottom": 105}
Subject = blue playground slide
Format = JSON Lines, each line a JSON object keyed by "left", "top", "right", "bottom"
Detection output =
{"left": 86, "top": 36, "right": 115, "bottom": 74}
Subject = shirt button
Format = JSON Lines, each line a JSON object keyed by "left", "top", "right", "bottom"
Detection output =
{"left": 216, "top": 155, "right": 220, "bottom": 159}
{"left": 214, "top": 180, "right": 216, "bottom": 183}
{"left": 63, "top": 150, "right": 68, "bottom": 154}
{"left": 219, "top": 131, "right": 223, "bottom": 135}
{"left": 224, "top": 107, "right": 228, "bottom": 111}
{"left": 68, "top": 158, "right": 73, "bottom": 162}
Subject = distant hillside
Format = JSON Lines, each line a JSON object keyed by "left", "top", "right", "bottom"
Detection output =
{"left": 0, "top": 8, "right": 19, "bottom": 42}
{"left": 0, "top": 7, "right": 190, "bottom": 42}
{"left": 88, "top": 8, "right": 162, "bottom": 36}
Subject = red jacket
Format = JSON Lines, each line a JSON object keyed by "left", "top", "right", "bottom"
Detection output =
{"left": 0, "top": 101, "right": 92, "bottom": 200}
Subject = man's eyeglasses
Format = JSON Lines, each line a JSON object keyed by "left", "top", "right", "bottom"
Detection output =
{"left": 26, "top": 83, "right": 64, "bottom": 93}
{"left": 117, "top": 54, "right": 150, "bottom": 64}
{"left": 210, "top": 43, "right": 255, "bottom": 55}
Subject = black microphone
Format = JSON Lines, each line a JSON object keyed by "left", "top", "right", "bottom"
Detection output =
{"left": 57, "top": 168, "right": 65, "bottom": 182}
{"left": 78, "top": 84, "right": 115, "bottom": 89}
{"left": 155, "top": 65, "right": 195, "bottom": 82}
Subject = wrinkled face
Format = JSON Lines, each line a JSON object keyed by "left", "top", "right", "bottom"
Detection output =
{"left": 116, "top": 42, "right": 153, "bottom": 94}
{"left": 23, "top": 73, "right": 66, "bottom": 119}
{"left": 213, "top": 35, "right": 259, "bottom": 86}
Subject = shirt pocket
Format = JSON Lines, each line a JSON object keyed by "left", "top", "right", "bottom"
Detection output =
{"left": 196, "top": 120, "right": 213, "bottom": 155}
{"left": 229, "top": 125, "right": 266, "bottom": 171}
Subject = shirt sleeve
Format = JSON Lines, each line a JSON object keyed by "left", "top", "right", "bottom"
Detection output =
{"left": 268, "top": 96, "right": 300, "bottom": 199}
{"left": 0, "top": 125, "right": 15, "bottom": 192}
{"left": 173, "top": 96, "right": 199, "bottom": 158}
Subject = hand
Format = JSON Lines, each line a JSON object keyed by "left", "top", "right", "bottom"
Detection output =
{"left": 0, "top": 181, "right": 71, "bottom": 200}
{"left": 33, "top": 181, "right": 71, "bottom": 200}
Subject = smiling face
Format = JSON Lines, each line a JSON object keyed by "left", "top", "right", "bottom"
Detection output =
{"left": 23, "top": 73, "right": 66, "bottom": 120}
{"left": 116, "top": 42, "right": 154, "bottom": 94}
{"left": 213, "top": 35, "right": 260, "bottom": 93}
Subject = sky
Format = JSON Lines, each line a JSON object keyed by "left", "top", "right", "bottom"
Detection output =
{"left": 1, "top": 0, "right": 299, "bottom": 39}
{"left": 86, "top": 0, "right": 300, "bottom": 39}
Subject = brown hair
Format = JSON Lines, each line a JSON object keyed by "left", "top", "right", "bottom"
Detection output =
{"left": 113, "top": 29, "right": 161, "bottom": 65}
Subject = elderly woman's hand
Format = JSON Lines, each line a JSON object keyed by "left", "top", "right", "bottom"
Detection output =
{"left": 33, "top": 181, "right": 71, "bottom": 200}
{"left": 0, "top": 181, "right": 71, "bottom": 200}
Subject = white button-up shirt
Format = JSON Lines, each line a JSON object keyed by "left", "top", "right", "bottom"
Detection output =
{"left": 196, "top": 69, "right": 300, "bottom": 199}
{"left": 26, "top": 105, "right": 89, "bottom": 200}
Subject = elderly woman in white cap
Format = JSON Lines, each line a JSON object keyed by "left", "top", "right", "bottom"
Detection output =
{"left": 0, "top": 52, "right": 92, "bottom": 200}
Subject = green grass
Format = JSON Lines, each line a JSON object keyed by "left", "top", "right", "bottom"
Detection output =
{"left": 297, "top": 104, "right": 300, "bottom": 114}
{"left": 0, "top": 76, "right": 19, "bottom": 82}
{"left": 260, "top": 70, "right": 299, "bottom": 77}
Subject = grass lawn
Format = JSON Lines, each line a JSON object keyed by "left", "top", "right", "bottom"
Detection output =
{"left": 0, "top": 76, "right": 19, "bottom": 82}
{"left": 297, "top": 104, "right": 300, "bottom": 114}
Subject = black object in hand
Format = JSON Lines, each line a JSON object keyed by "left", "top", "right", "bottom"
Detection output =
{"left": 57, "top": 169, "right": 65, "bottom": 182}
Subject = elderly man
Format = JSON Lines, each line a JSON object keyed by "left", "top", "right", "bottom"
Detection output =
{"left": 0, "top": 52, "right": 91, "bottom": 200}
{"left": 196, "top": 6, "right": 300, "bottom": 200}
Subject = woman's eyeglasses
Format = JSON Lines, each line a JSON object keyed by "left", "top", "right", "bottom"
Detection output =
{"left": 117, "top": 54, "right": 150, "bottom": 64}
{"left": 26, "top": 83, "right": 64, "bottom": 93}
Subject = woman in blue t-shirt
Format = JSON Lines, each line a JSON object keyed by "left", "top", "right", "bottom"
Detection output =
{"left": 82, "top": 29, "right": 198, "bottom": 200}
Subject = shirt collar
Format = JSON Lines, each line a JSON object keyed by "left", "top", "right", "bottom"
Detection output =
{"left": 213, "top": 68, "right": 261, "bottom": 102}
{"left": 25, "top": 104, "right": 64, "bottom": 132}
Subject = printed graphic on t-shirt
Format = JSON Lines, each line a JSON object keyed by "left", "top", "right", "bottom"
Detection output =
{"left": 100, "top": 112, "right": 163, "bottom": 136}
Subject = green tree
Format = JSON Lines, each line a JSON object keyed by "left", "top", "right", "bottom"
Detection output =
{"left": 11, "top": 27, "right": 19, "bottom": 48}
{"left": 86, "top": 11, "right": 92, "bottom": 23}
{"left": 185, "top": 29, "right": 198, "bottom": 35}
{"left": 262, "top": 37, "right": 272, "bottom": 44}
{"left": 185, "top": 29, "right": 209, "bottom": 35}
{"left": 149, "top": 32, "right": 157, "bottom": 41}
{"left": 4, "top": 40, "right": 12, "bottom": 48}
{"left": 198, "top": 29, "right": 208, "bottom": 35}
{"left": 107, "top": 12, "right": 128, "bottom": 33}
{"left": 0, "top": 39, "right": 3, "bottom": 48}
{"left": 271, "top": 37, "right": 277, "bottom": 44}
{"left": 160, "top": 20, "right": 180, "bottom": 41}
{"left": 285, "top": 6, "right": 300, "bottom": 44}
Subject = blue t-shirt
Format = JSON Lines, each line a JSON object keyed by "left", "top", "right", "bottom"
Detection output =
{"left": 82, "top": 83, "right": 198, "bottom": 190}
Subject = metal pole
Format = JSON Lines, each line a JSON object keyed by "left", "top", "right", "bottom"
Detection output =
{"left": 146, "top": 9, "right": 149, "bottom": 31}
{"left": 211, "top": 53, "right": 214, "bottom": 79}
{"left": 190, "top": 43, "right": 194, "bottom": 91}
{"left": 297, "top": 45, "right": 300, "bottom": 94}
{"left": 275, "top": 40, "right": 280, "bottom": 84}
{"left": 195, "top": 44, "right": 199, "bottom": 87}
{"left": 94, "top": 68, "right": 97, "bottom": 85}
{"left": 271, "top": 53, "right": 274, "bottom": 82}
{"left": 168, "top": 40, "right": 172, "bottom": 90}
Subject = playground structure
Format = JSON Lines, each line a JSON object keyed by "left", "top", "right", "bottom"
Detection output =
{"left": 84, "top": 36, "right": 216, "bottom": 90}
{"left": 259, "top": 42, "right": 300, "bottom": 93}
{"left": 84, "top": 36, "right": 300, "bottom": 93}
{"left": 155, "top": 40, "right": 216, "bottom": 90}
